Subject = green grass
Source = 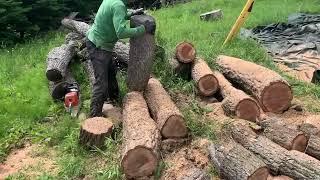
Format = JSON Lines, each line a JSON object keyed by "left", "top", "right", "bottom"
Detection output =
{"left": 1, "top": 0, "right": 320, "bottom": 179}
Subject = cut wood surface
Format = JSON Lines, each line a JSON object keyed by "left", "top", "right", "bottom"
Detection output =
{"left": 48, "top": 70, "right": 77, "bottom": 100}
{"left": 169, "top": 57, "right": 191, "bottom": 79}
{"left": 192, "top": 58, "right": 219, "bottom": 96}
{"left": 208, "top": 141, "right": 270, "bottom": 180}
{"left": 229, "top": 120, "right": 320, "bottom": 179}
{"left": 145, "top": 78, "right": 188, "bottom": 138}
{"left": 214, "top": 71, "right": 260, "bottom": 122}
{"left": 217, "top": 55, "right": 293, "bottom": 113}
{"left": 122, "top": 92, "right": 160, "bottom": 178}
{"left": 261, "top": 118, "right": 307, "bottom": 152}
{"left": 46, "top": 42, "right": 77, "bottom": 82}
{"left": 127, "top": 15, "right": 156, "bottom": 91}
{"left": 175, "top": 42, "right": 196, "bottom": 63}
{"left": 79, "top": 117, "right": 113, "bottom": 148}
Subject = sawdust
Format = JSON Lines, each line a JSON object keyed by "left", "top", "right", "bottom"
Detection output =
{"left": 0, "top": 143, "right": 58, "bottom": 179}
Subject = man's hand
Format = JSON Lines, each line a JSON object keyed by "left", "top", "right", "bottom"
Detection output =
{"left": 131, "top": 8, "right": 145, "bottom": 16}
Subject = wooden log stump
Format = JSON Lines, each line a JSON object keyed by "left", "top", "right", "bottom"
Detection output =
{"left": 217, "top": 55, "right": 293, "bottom": 113}
{"left": 192, "top": 58, "right": 219, "bottom": 96}
{"left": 169, "top": 57, "right": 192, "bottom": 79}
{"left": 214, "top": 71, "right": 260, "bottom": 122}
{"left": 122, "top": 92, "right": 160, "bottom": 178}
{"left": 48, "top": 70, "right": 77, "bottom": 100}
{"left": 208, "top": 141, "right": 270, "bottom": 180}
{"left": 127, "top": 15, "right": 156, "bottom": 91}
{"left": 261, "top": 118, "right": 307, "bottom": 152}
{"left": 46, "top": 42, "right": 77, "bottom": 82}
{"left": 229, "top": 120, "right": 320, "bottom": 179}
{"left": 79, "top": 117, "right": 113, "bottom": 148}
{"left": 145, "top": 78, "right": 188, "bottom": 138}
{"left": 175, "top": 42, "right": 196, "bottom": 63}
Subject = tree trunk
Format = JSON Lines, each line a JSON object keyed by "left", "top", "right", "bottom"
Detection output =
{"left": 46, "top": 42, "right": 77, "bottom": 82}
{"left": 260, "top": 118, "right": 307, "bottom": 152}
{"left": 214, "top": 71, "right": 260, "bottom": 122}
{"left": 122, "top": 92, "right": 160, "bottom": 179}
{"left": 229, "top": 120, "right": 320, "bottom": 179}
{"left": 217, "top": 55, "right": 293, "bottom": 113}
{"left": 169, "top": 57, "right": 192, "bottom": 79}
{"left": 127, "top": 15, "right": 156, "bottom": 91}
{"left": 175, "top": 42, "right": 196, "bottom": 63}
{"left": 65, "top": 32, "right": 83, "bottom": 45}
{"left": 48, "top": 70, "right": 77, "bottom": 100}
{"left": 79, "top": 117, "right": 113, "bottom": 148}
{"left": 208, "top": 141, "right": 270, "bottom": 180}
{"left": 61, "top": 18, "right": 90, "bottom": 36}
{"left": 144, "top": 78, "right": 188, "bottom": 138}
{"left": 191, "top": 58, "right": 219, "bottom": 96}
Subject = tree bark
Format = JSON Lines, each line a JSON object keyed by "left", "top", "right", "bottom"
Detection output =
{"left": 144, "top": 78, "right": 188, "bottom": 138}
{"left": 61, "top": 18, "right": 90, "bottom": 36}
{"left": 127, "top": 15, "right": 156, "bottom": 91}
{"left": 267, "top": 175, "right": 293, "bottom": 180}
{"left": 179, "top": 168, "right": 210, "bottom": 180}
{"left": 214, "top": 71, "right": 260, "bottom": 122}
{"left": 305, "top": 135, "right": 320, "bottom": 161}
{"left": 175, "top": 42, "right": 196, "bottom": 63}
{"left": 298, "top": 123, "right": 320, "bottom": 137}
{"left": 208, "top": 141, "right": 270, "bottom": 180}
{"left": 260, "top": 118, "right": 307, "bottom": 152}
{"left": 122, "top": 92, "right": 160, "bottom": 179}
{"left": 229, "top": 120, "right": 320, "bottom": 179}
{"left": 217, "top": 55, "right": 293, "bottom": 113}
{"left": 191, "top": 58, "right": 219, "bottom": 96}
{"left": 65, "top": 32, "right": 83, "bottom": 45}
{"left": 48, "top": 70, "right": 77, "bottom": 100}
{"left": 169, "top": 57, "right": 192, "bottom": 79}
{"left": 79, "top": 117, "right": 113, "bottom": 148}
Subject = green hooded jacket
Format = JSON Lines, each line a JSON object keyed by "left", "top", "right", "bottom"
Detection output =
{"left": 87, "top": 0, "right": 145, "bottom": 51}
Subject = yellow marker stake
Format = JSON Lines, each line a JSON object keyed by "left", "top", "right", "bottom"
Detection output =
{"left": 223, "top": 0, "right": 255, "bottom": 45}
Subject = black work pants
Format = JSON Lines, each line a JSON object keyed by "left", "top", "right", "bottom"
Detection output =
{"left": 86, "top": 39, "right": 119, "bottom": 117}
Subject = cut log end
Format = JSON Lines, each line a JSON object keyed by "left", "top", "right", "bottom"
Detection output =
{"left": 262, "top": 82, "right": 293, "bottom": 113}
{"left": 175, "top": 42, "right": 196, "bottom": 63}
{"left": 292, "top": 134, "right": 308, "bottom": 152}
{"left": 122, "top": 147, "right": 158, "bottom": 178}
{"left": 249, "top": 167, "right": 270, "bottom": 180}
{"left": 236, "top": 99, "right": 260, "bottom": 122}
{"left": 162, "top": 115, "right": 188, "bottom": 138}
{"left": 198, "top": 74, "right": 219, "bottom": 96}
{"left": 46, "top": 69, "right": 63, "bottom": 82}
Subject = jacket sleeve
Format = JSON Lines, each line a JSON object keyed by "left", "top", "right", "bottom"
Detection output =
{"left": 112, "top": 3, "right": 145, "bottom": 39}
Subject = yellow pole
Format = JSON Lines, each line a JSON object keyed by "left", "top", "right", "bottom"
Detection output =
{"left": 223, "top": 0, "right": 255, "bottom": 45}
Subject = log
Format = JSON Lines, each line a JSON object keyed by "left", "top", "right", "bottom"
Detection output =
{"left": 214, "top": 71, "right": 260, "bottom": 122}
{"left": 306, "top": 135, "right": 320, "bottom": 160}
{"left": 46, "top": 42, "right": 77, "bottom": 82}
{"left": 65, "top": 32, "right": 83, "bottom": 44}
{"left": 122, "top": 92, "right": 160, "bottom": 178}
{"left": 267, "top": 175, "right": 293, "bottom": 180}
{"left": 217, "top": 55, "right": 293, "bottom": 113}
{"left": 61, "top": 18, "right": 90, "bottom": 36}
{"left": 179, "top": 168, "right": 210, "bottom": 180}
{"left": 48, "top": 70, "right": 77, "bottom": 100}
{"left": 79, "top": 117, "right": 113, "bottom": 148}
{"left": 145, "top": 78, "right": 188, "bottom": 138}
{"left": 127, "top": 15, "right": 156, "bottom": 91}
{"left": 175, "top": 42, "right": 196, "bottom": 63}
{"left": 260, "top": 118, "right": 307, "bottom": 152}
{"left": 298, "top": 123, "right": 320, "bottom": 137}
{"left": 192, "top": 58, "right": 219, "bottom": 96}
{"left": 229, "top": 120, "right": 320, "bottom": 179}
{"left": 169, "top": 57, "right": 191, "bottom": 79}
{"left": 208, "top": 141, "right": 270, "bottom": 180}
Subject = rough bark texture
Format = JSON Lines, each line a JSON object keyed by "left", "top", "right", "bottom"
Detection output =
{"left": 261, "top": 118, "right": 307, "bottom": 152}
{"left": 306, "top": 135, "right": 320, "bottom": 160}
{"left": 267, "top": 175, "right": 293, "bottom": 180}
{"left": 169, "top": 57, "right": 192, "bottom": 79}
{"left": 208, "top": 141, "right": 270, "bottom": 180}
{"left": 179, "top": 168, "right": 210, "bottom": 180}
{"left": 175, "top": 42, "right": 196, "bottom": 63}
{"left": 217, "top": 55, "right": 293, "bottom": 113}
{"left": 122, "top": 92, "right": 160, "bottom": 179}
{"left": 65, "top": 32, "right": 83, "bottom": 44}
{"left": 48, "top": 70, "right": 77, "bottom": 100}
{"left": 229, "top": 120, "right": 320, "bottom": 179}
{"left": 46, "top": 42, "right": 77, "bottom": 82}
{"left": 214, "top": 71, "right": 260, "bottom": 122}
{"left": 127, "top": 15, "right": 156, "bottom": 91}
{"left": 298, "top": 123, "right": 320, "bottom": 137}
{"left": 145, "top": 78, "right": 188, "bottom": 138}
{"left": 79, "top": 117, "right": 113, "bottom": 148}
{"left": 191, "top": 58, "right": 219, "bottom": 96}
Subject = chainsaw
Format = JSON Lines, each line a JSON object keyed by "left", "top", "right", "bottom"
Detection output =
{"left": 64, "top": 83, "right": 80, "bottom": 117}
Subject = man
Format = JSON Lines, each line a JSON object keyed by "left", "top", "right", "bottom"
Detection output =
{"left": 86, "top": 0, "right": 145, "bottom": 117}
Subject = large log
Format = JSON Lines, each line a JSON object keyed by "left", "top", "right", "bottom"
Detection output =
{"left": 145, "top": 78, "right": 188, "bottom": 138}
{"left": 191, "top": 58, "right": 219, "bottom": 96}
{"left": 48, "top": 70, "right": 78, "bottom": 100}
{"left": 175, "top": 42, "right": 196, "bottom": 63}
{"left": 261, "top": 118, "right": 307, "bottom": 152}
{"left": 61, "top": 18, "right": 90, "bottom": 36}
{"left": 208, "top": 141, "right": 270, "bottom": 180}
{"left": 306, "top": 135, "right": 320, "bottom": 160}
{"left": 229, "top": 120, "right": 320, "bottom": 179}
{"left": 169, "top": 57, "right": 192, "bottom": 79}
{"left": 214, "top": 71, "right": 260, "bottom": 122}
{"left": 46, "top": 42, "right": 77, "bottom": 82}
{"left": 121, "top": 92, "right": 160, "bottom": 178}
{"left": 217, "top": 55, "right": 293, "bottom": 113}
{"left": 127, "top": 15, "right": 156, "bottom": 91}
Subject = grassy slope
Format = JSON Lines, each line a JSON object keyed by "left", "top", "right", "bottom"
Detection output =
{"left": 1, "top": 0, "right": 320, "bottom": 179}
